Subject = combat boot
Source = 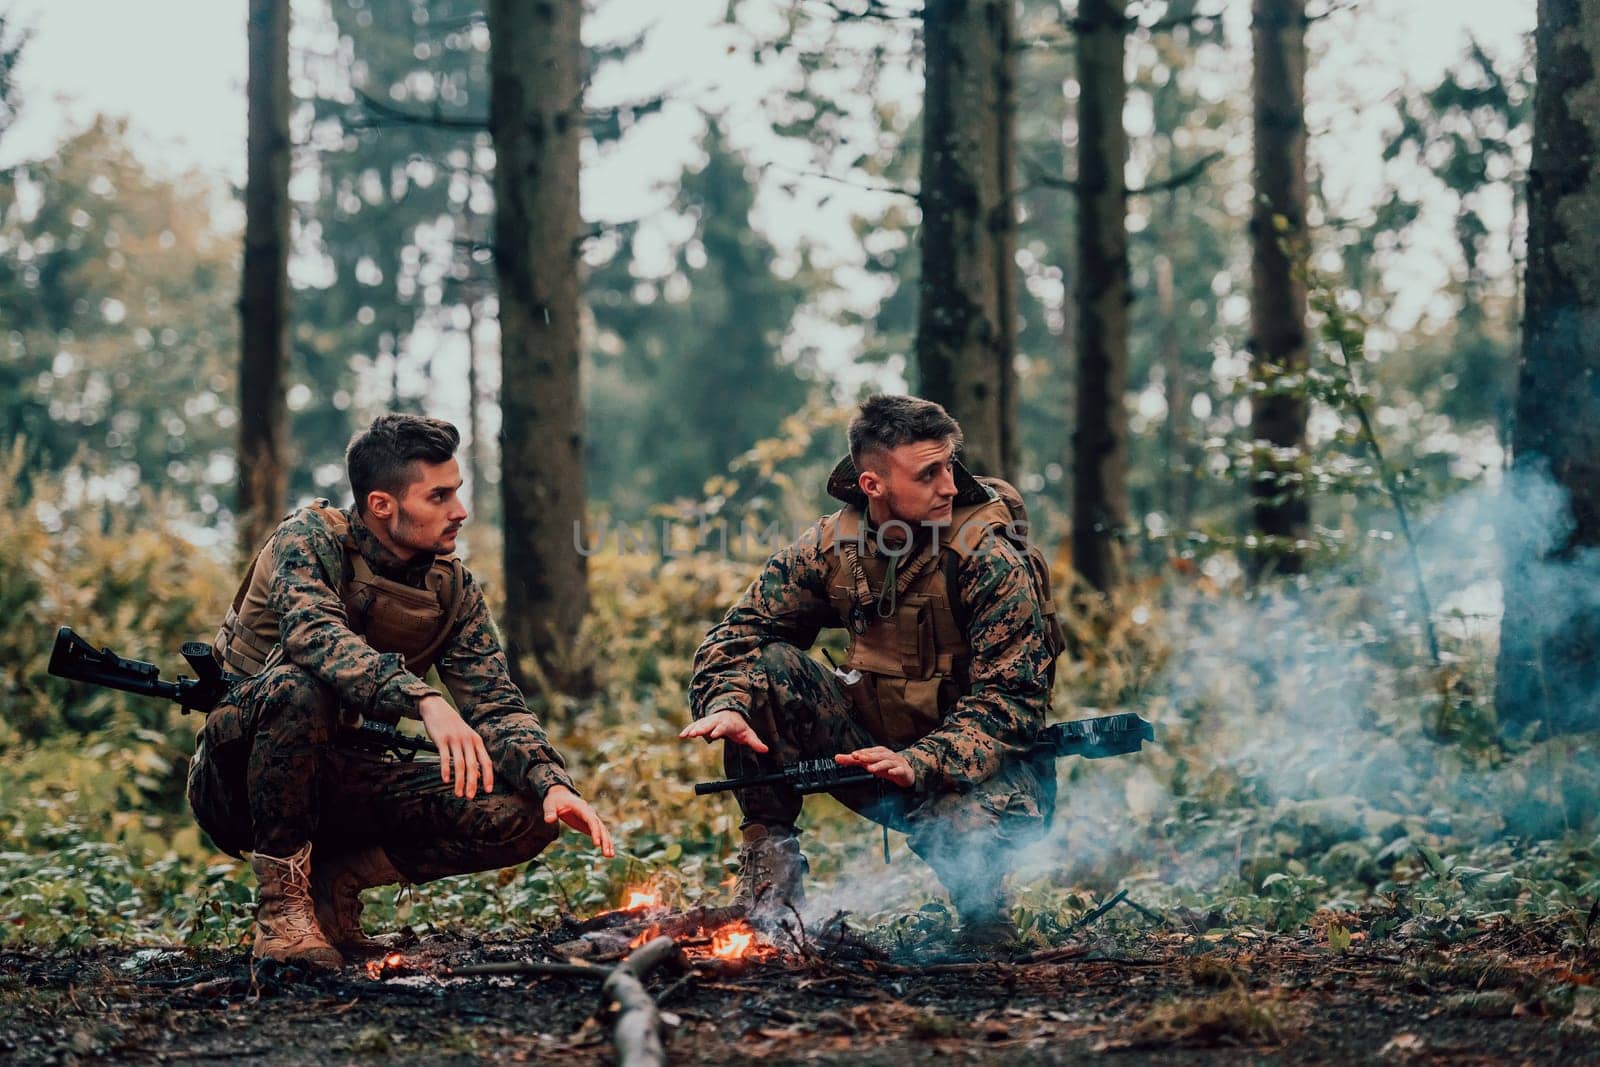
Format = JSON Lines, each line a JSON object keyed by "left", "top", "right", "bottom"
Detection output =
{"left": 950, "top": 877, "right": 1019, "bottom": 949}
{"left": 731, "top": 824, "right": 808, "bottom": 925}
{"left": 919, "top": 841, "right": 1018, "bottom": 950}
{"left": 311, "top": 845, "right": 409, "bottom": 958}
{"left": 250, "top": 843, "right": 344, "bottom": 970}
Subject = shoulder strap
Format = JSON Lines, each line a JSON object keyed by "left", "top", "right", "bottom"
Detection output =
{"left": 820, "top": 509, "right": 873, "bottom": 635}
{"left": 942, "top": 496, "right": 1013, "bottom": 560}
{"left": 225, "top": 500, "right": 346, "bottom": 618}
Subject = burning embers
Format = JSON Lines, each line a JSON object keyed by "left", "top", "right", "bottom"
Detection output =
{"left": 365, "top": 952, "right": 413, "bottom": 980}
{"left": 579, "top": 886, "right": 778, "bottom": 965}
{"left": 704, "top": 919, "right": 771, "bottom": 962}
{"left": 620, "top": 917, "right": 774, "bottom": 962}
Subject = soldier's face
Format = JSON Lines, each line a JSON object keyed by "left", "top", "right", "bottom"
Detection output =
{"left": 859, "top": 439, "right": 959, "bottom": 529}
{"left": 373, "top": 458, "right": 468, "bottom": 558}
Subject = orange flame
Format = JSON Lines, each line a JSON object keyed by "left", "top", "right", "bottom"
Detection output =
{"left": 712, "top": 925, "right": 755, "bottom": 959}
{"left": 629, "top": 924, "right": 662, "bottom": 949}
{"left": 365, "top": 952, "right": 407, "bottom": 980}
{"left": 690, "top": 919, "right": 775, "bottom": 962}
{"left": 596, "top": 885, "right": 661, "bottom": 917}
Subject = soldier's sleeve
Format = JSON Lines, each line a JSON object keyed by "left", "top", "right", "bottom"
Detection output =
{"left": 900, "top": 535, "right": 1051, "bottom": 792}
{"left": 435, "top": 574, "right": 576, "bottom": 801}
{"left": 268, "top": 511, "right": 439, "bottom": 721}
{"left": 689, "top": 527, "right": 838, "bottom": 720}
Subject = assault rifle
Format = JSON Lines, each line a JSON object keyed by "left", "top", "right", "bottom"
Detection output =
{"left": 693, "top": 711, "right": 1155, "bottom": 796}
{"left": 47, "top": 627, "right": 437, "bottom": 759}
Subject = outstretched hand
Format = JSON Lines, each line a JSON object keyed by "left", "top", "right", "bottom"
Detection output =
{"left": 678, "top": 709, "right": 769, "bottom": 753}
{"left": 542, "top": 785, "right": 615, "bottom": 858}
{"left": 834, "top": 746, "right": 914, "bottom": 788}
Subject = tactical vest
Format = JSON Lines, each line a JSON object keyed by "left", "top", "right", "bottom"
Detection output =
{"left": 817, "top": 477, "right": 1067, "bottom": 747}
{"left": 213, "top": 500, "right": 468, "bottom": 679}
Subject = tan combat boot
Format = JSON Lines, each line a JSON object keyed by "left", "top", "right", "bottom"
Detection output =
{"left": 250, "top": 843, "right": 344, "bottom": 970}
{"left": 731, "top": 824, "right": 808, "bottom": 925}
{"left": 948, "top": 874, "right": 1018, "bottom": 950}
{"left": 311, "top": 845, "right": 408, "bottom": 958}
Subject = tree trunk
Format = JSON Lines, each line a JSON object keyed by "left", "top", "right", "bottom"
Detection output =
{"left": 1157, "top": 249, "right": 1189, "bottom": 535}
{"left": 488, "top": 0, "right": 589, "bottom": 692}
{"left": 1495, "top": 0, "right": 1600, "bottom": 736}
{"left": 237, "top": 0, "right": 291, "bottom": 552}
{"left": 465, "top": 296, "right": 487, "bottom": 523}
{"left": 1248, "top": 0, "right": 1310, "bottom": 575}
{"left": 915, "top": 0, "right": 1018, "bottom": 481}
{"left": 1071, "top": 0, "right": 1131, "bottom": 594}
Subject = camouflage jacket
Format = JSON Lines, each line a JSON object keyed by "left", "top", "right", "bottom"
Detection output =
{"left": 232, "top": 504, "right": 575, "bottom": 801}
{"left": 689, "top": 490, "right": 1052, "bottom": 793}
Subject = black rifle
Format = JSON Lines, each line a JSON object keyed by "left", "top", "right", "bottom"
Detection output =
{"left": 47, "top": 626, "right": 437, "bottom": 759}
{"left": 693, "top": 711, "right": 1155, "bottom": 796}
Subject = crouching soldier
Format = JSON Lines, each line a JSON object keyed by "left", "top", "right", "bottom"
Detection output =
{"left": 189, "top": 414, "right": 613, "bottom": 969}
{"left": 682, "top": 395, "right": 1063, "bottom": 946}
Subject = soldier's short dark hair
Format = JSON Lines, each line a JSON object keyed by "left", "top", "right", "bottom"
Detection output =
{"left": 848, "top": 394, "right": 963, "bottom": 471}
{"left": 346, "top": 413, "right": 460, "bottom": 513}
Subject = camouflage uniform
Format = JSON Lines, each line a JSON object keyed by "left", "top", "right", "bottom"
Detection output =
{"left": 690, "top": 461, "right": 1056, "bottom": 909}
{"left": 188, "top": 505, "right": 574, "bottom": 884}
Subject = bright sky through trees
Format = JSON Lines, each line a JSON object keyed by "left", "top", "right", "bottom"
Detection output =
{"left": 0, "top": 0, "right": 1535, "bottom": 400}
{"left": 5, "top": 0, "right": 1531, "bottom": 229}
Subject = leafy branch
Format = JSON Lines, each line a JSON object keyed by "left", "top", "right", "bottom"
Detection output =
{"left": 1303, "top": 266, "right": 1441, "bottom": 670}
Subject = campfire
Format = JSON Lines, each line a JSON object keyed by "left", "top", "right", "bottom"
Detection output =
{"left": 598, "top": 884, "right": 667, "bottom": 917}
{"left": 364, "top": 952, "right": 412, "bottom": 980}
{"left": 621, "top": 916, "right": 775, "bottom": 964}
{"left": 704, "top": 920, "right": 772, "bottom": 962}
{"left": 623, "top": 888, "right": 660, "bottom": 910}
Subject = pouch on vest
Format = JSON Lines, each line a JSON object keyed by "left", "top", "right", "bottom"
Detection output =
{"left": 867, "top": 676, "right": 948, "bottom": 747}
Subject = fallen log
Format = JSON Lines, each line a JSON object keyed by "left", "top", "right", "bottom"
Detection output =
{"left": 602, "top": 936, "right": 680, "bottom": 1067}
{"left": 446, "top": 939, "right": 681, "bottom": 1065}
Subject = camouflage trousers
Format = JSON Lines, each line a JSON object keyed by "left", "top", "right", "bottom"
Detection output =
{"left": 727, "top": 643, "right": 1055, "bottom": 908}
{"left": 187, "top": 663, "right": 557, "bottom": 884}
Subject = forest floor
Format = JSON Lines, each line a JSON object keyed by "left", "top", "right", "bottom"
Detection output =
{"left": 5, "top": 909, "right": 1599, "bottom": 1065}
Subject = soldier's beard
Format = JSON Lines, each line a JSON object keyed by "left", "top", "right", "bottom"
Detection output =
{"left": 881, "top": 486, "right": 950, "bottom": 530}
{"left": 388, "top": 503, "right": 458, "bottom": 556}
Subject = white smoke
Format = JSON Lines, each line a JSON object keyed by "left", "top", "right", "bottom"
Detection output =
{"left": 806, "top": 465, "right": 1600, "bottom": 929}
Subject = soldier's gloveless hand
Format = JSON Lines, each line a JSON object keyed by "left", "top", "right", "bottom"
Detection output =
{"left": 542, "top": 785, "right": 615, "bottom": 857}
{"left": 418, "top": 694, "right": 495, "bottom": 799}
{"left": 679, "top": 709, "right": 770, "bottom": 753}
{"left": 834, "top": 745, "right": 915, "bottom": 787}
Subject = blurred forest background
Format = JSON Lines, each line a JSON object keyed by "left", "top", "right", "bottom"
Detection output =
{"left": 3, "top": 0, "right": 1599, "bottom": 956}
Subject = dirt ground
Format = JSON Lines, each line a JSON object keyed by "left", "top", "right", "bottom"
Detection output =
{"left": 4, "top": 915, "right": 1598, "bottom": 1065}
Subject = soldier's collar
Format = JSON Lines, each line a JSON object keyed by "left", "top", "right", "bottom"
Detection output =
{"left": 346, "top": 506, "right": 439, "bottom": 584}
{"left": 824, "top": 453, "right": 990, "bottom": 509}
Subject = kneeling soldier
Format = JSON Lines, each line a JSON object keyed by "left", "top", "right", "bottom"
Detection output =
{"left": 682, "top": 395, "right": 1062, "bottom": 945}
{"left": 189, "top": 414, "right": 613, "bottom": 969}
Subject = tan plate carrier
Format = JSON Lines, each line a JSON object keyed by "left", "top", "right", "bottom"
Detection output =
{"left": 213, "top": 501, "right": 467, "bottom": 680}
